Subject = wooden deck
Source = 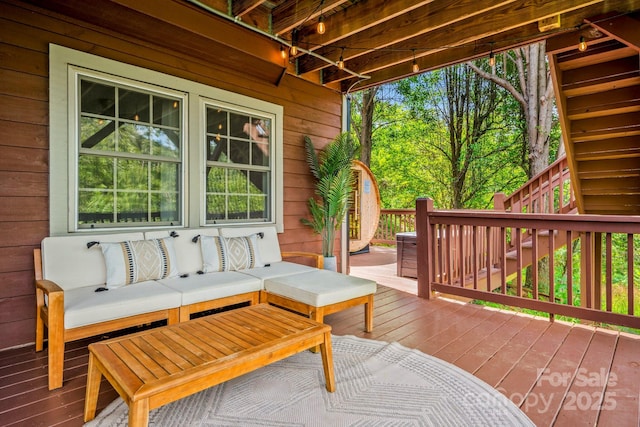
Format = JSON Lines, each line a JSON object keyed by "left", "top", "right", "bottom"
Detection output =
{"left": 1, "top": 246, "right": 639, "bottom": 426}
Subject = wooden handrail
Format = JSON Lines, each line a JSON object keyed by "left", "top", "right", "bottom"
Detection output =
{"left": 372, "top": 209, "right": 416, "bottom": 245}
{"left": 416, "top": 197, "right": 640, "bottom": 330}
{"left": 495, "top": 156, "right": 575, "bottom": 215}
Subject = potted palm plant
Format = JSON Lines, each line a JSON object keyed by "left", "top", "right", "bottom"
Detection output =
{"left": 302, "top": 133, "right": 356, "bottom": 271}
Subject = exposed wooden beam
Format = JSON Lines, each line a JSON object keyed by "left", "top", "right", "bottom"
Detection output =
{"left": 232, "top": 0, "right": 264, "bottom": 18}
{"left": 297, "top": 0, "right": 439, "bottom": 56}
{"left": 271, "top": 0, "right": 347, "bottom": 35}
{"left": 298, "top": 0, "right": 516, "bottom": 75}
{"left": 556, "top": 41, "right": 634, "bottom": 71}
{"left": 586, "top": 12, "right": 640, "bottom": 52}
{"left": 340, "top": 22, "right": 546, "bottom": 91}
{"left": 323, "top": 0, "right": 603, "bottom": 84}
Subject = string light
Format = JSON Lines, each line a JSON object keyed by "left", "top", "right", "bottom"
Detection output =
{"left": 578, "top": 36, "right": 587, "bottom": 52}
{"left": 489, "top": 50, "right": 496, "bottom": 67}
{"left": 317, "top": 15, "right": 325, "bottom": 34}
{"left": 290, "top": 29, "right": 299, "bottom": 56}
{"left": 412, "top": 49, "right": 419, "bottom": 73}
{"left": 280, "top": 45, "right": 287, "bottom": 59}
{"left": 337, "top": 47, "right": 345, "bottom": 70}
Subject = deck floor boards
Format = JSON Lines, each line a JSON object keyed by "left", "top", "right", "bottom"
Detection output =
{"left": 1, "top": 246, "right": 638, "bottom": 426}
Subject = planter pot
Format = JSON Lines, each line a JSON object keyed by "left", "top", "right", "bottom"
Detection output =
{"left": 323, "top": 256, "right": 337, "bottom": 271}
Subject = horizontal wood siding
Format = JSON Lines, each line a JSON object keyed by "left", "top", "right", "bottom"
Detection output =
{"left": 0, "top": 0, "right": 343, "bottom": 350}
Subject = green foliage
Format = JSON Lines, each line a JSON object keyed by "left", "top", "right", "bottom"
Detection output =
{"left": 302, "top": 133, "right": 357, "bottom": 257}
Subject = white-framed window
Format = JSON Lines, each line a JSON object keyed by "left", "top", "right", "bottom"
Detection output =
{"left": 75, "top": 73, "right": 185, "bottom": 228}
{"left": 49, "top": 44, "right": 283, "bottom": 235}
{"left": 203, "top": 101, "right": 273, "bottom": 224}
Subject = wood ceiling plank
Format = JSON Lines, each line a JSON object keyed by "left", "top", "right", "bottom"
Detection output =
{"left": 563, "top": 76, "right": 640, "bottom": 98}
{"left": 557, "top": 43, "right": 635, "bottom": 71}
{"left": 567, "top": 86, "right": 640, "bottom": 120}
{"left": 571, "top": 112, "right": 640, "bottom": 142}
{"left": 298, "top": 0, "right": 516, "bottom": 75}
{"left": 232, "top": 0, "right": 265, "bottom": 18}
{"left": 586, "top": 13, "right": 640, "bottom": 52}
{"left": 574, "top": 136, "right": 640, "bottom": 161}
{"left": 322, "top": 0, "right": 604, "bottom": 84}
{"left": 562, "top": 56, "right": 640, "bottom": 86}
{"left": 297, "top": 0, "right": 439, "bottom": 55}
{"left": 271, "top": 0, "right": 348, "bottom": 35}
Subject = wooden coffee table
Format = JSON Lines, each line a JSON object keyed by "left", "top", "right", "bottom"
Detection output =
{"left": 83, "top": 304, "right": 335, "bottom": 427}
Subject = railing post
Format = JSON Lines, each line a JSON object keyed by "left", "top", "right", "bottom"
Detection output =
{"left": 416, "top": 198, "right": 434, "bottom": 299}
{"left": 494, "top": 192, "right": 506, "bottom": 211}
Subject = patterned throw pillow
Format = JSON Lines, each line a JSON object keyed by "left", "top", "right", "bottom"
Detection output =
{"left": 200, "top": 234, "right": 264, "bottom": 273}
{"left": 100, "top": 238, "right": 180, "bottom": 288}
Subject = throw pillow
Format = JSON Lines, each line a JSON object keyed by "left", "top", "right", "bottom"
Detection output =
{"left": 200, "top": 234, "right": 264, "bottom": 272}
{"left": 100, "top": 237, "right": 180, "bottom": 288}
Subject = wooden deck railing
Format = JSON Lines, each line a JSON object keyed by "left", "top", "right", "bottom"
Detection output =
{"left": 372, "top": 209, "right": 416, "bottom": 244}
{"left": 495, "top": 156, "right": 575, "bottom": 215}
{"left": 416, "top": 198, "right": 640, "bottom": 330}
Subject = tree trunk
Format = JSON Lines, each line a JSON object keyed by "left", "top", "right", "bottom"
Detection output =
{"left": 358, "top": 87, "right": 378, "bottom": 167}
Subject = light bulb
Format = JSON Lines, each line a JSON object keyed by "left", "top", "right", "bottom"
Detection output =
{"left": 280, "top": 45, "right": 287, "bottom": 59}
{"left": 489, "top": 52, "right": 496, "bottom": 67}
{"left": 337, "top": 56, "right": 344, "bottom": 70}
{"left": 317, "top": 16, "right": 325, "bottom": 34}
{"left": 290, "top": 45, "right": 298, "bottom": 56}
{"left": 412, "top": 60, "right": 419, "bottom": 73}
{"left": 134, "top": 113, "right": 139, "bottom": 121}
{"left": 579, "top": 36, "right": 587, "bottom": 52}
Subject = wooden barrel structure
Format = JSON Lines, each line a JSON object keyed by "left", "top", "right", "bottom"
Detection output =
{"left": 349, "top": 160, "right": 381, "bottom": 253}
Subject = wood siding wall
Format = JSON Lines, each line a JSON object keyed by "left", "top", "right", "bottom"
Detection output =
{"left": 0, "top": 0, "right": 343, "bottom": 350}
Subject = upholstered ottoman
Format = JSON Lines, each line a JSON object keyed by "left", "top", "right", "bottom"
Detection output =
{"left": 263, "top": 270, "right": 376, "bottom": 332}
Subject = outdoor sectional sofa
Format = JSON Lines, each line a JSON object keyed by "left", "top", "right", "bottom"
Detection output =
{"left": 34, "top": 225, "right": 376, "bottom": 390}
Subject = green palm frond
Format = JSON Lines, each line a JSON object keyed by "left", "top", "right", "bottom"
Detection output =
{"left": 302, "top": 132, "right": 356, "bottom": 257}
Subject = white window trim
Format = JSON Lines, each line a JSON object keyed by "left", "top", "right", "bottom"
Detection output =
{"left": 49, "top": 44, "right": 283, "bottom": 235}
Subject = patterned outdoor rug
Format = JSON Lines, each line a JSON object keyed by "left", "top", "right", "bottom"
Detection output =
{"left": 85, "top": 335, "right": 533, "bottom": 426}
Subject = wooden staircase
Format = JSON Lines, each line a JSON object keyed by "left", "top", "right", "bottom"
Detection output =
{"left": 547, "top": 12, "right": 640, "bottom": 215}
{"left": 461, "top": 13, "right": 640, "bottom": 290}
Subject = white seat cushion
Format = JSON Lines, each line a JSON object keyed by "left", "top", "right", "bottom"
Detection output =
{"left": 157, "top": 272, "right": 262, "bottom": 306}
{"left": 63, "top": 282, "right": 181, "bottom": 329}
{"left": 264, "top": 270, "right": 377, "bottom": 307}
{"left": 238, "top": 261, "right": 317, "bottom": 283}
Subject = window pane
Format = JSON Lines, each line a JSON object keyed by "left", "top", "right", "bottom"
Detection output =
{"left": 227, "top": 195, "right": 247, "bottom": 219}
{"left": 79, "top": 155, "right": 114, "bottom": 189}
{"left": 229, "top": 139, "right": 250, "bottom": 165}
{"left": 81, "top": 80, "right": 115, "bottom": 116}
{"left": 228, "top": 169, "right": 247, "bottom": 193}
{"left": 206, "top": 167, "right": 225, "bottom": 192}
{"left": 151, "top": 127, "right": 179, "bottom": 158}
{"left": 119, "top": 89, "right": 149, "bottom": 122}
{"left": 116, "top": 192, "right": 148, "bottom": 222}
{"left": 117, "top": 159, "right": 148, "bottom": 190}
{"left": 249, "top": 171, "right": 268, "bottom": 195}
{"left": 80, "top": 118, "right": 115, "bottom": 151}
{"left": 207, "top": 108, "right": 227, "bottom": 134}
{"left": 207, "top": 194, "right": 226, "bottom": 220}
{"left": 153, "top": 96, "right": 180, "bottom": 127}
{"left": 249, "top": 195, "right": 268, "bottom": 219}
{"left": 229, "top": 112, "right": 249, "bottom": 138}
{"left": 119, "top": 123, "right": 150, "bottom": 154}
{"left": 151, "top": 193, "right": 179, "bottom": 222}
{"left": 78, "top": 190, "right": 114, "bottom": 224}
{"left": 151, "top": 162, "right": 179, "bottom": 192}
{"left": 207, "top": 136, "right": 227, "bottom": 162}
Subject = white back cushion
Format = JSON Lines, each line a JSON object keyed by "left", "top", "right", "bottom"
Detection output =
{"left": 220, "top": 226, "right": 282, "bottom": 264}
{"left": 144, "top": 228, "right": 220, "bottom": 275}
{"left": 41, "top": 232, "right": 144, "bottom": 291}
